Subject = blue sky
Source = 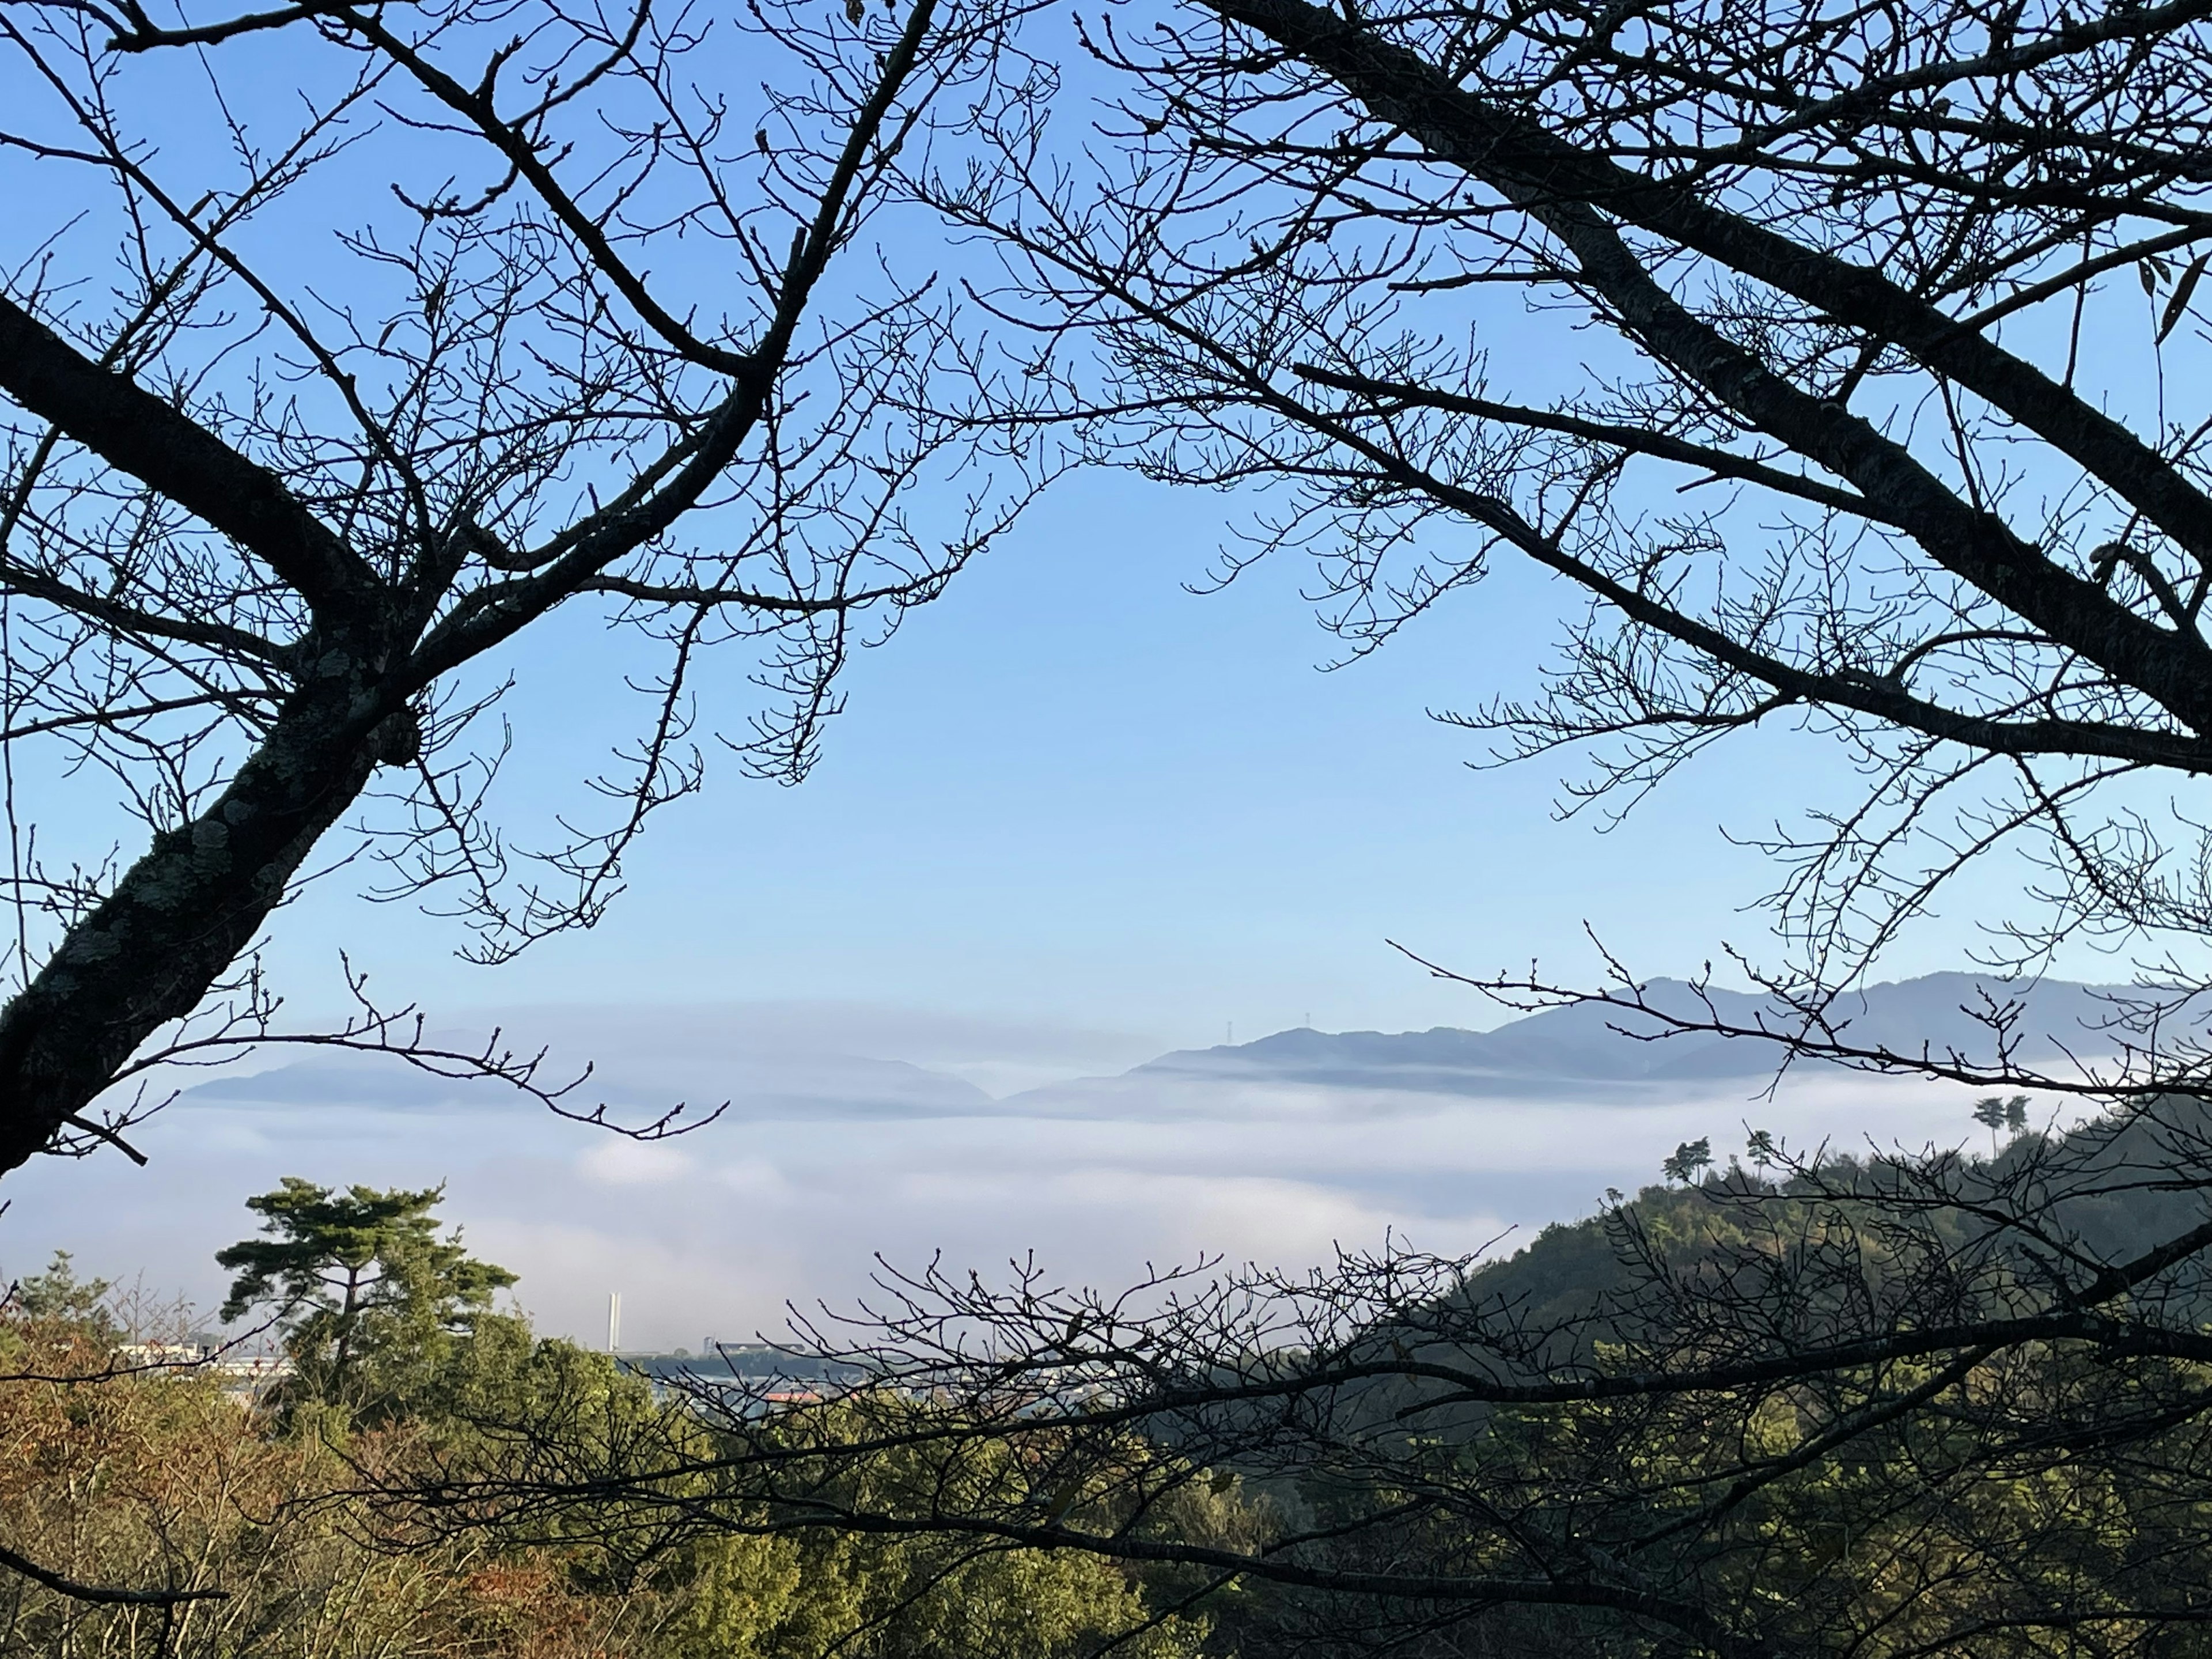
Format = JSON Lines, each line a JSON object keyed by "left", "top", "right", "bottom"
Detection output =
{"left": 2, "top": 1, "right": 2165, "bottom": 1338}
{"left": 270, "top": 461, "right": 1956, "bottom": 1051}
{"left": 16, "top": 394, "right": 2044, "bottom": 1346}
{"left": 1, "top": 0, "right": 2133, "bottom": 1056}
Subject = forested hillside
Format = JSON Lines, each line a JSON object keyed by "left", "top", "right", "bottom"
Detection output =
{"left": 22, "top": 1103, "right": 2212, "bottom": 1657}
{"left": 0, "top": 1192, "right": 1202, "bottom": 1658}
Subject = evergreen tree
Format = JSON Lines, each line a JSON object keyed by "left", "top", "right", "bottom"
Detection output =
{"left": 13, "top": 1250, "right": 116, "bottom": 1339}
{"left": 217, "top": 1179, "right": 516, "bottom": 1418}
{"left": 1662, "top": 1138, "right": 1712, "bottom": 1184}
{"left": 1972, "top": 1094, "right": 2032, "bottom": 1157}
{"left": 1973, "top": 1096, "right": 2009, "bottom": 1157}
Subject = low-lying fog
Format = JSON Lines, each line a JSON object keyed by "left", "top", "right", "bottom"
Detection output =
{"left": 2, "top": 984, "right": 2116, "bottom": 1349}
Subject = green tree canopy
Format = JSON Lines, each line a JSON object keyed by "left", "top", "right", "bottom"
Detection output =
{"left": 1972, "top": 1094, "right": 2033, "bottom": 1157}
{"left": 13, "top": 1250, "right": 116, "bottom": 1336}
{"left": 218, "top": 1179, "right": 517, "bottom": 1418}
{"left": 1661, "top": 1137, "right": 1712, "bottom": 1184}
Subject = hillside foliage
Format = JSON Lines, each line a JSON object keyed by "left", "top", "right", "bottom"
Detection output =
{"left": 380, "top": 1097, "right": 2212, "bottom": 1659}
{"left": 20, "top": 1111, "right": 2212, "bottom": 1659}
{"left": 0, "top": 1192, "right": 1203, "bottom": 1659}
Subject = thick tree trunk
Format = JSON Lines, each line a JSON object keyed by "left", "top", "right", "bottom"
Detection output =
{"left": 0, "top": 669, "right": 392, "bottom": 1173}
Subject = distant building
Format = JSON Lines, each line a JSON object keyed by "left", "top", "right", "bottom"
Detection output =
{"left": 112, "top": 1342, "right": 293, "bottom": 1402}
{"left": 116, "top": 1341, "right": 204, "bottom": 1367}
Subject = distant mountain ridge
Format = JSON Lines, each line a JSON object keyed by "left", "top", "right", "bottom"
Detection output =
{"left": 177, "top": 1048, "right": 992, "bottom": 1119}
{"left": 177, "top": 973, "right": 2145, "bottom": 1121}
{"left": 1029, "top": 974, "right": 2138, "bottom": 1107}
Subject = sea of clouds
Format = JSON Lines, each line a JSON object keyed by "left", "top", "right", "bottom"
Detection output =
{"left": 0, "top": 1000, "right": 2043, "bottom": 1350}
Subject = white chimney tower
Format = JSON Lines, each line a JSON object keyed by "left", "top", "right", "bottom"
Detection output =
{"left": 607, "top": 1291, "right": 622, "bottom": 1354}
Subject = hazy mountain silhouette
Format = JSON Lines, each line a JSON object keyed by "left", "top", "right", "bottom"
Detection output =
{"left": 175, "top": 974, "right": 2146, "bottom": 1123}
{"left": 177, "top": 1046, "right": 992, "bottom": 1120}
{"left": 1002, "top": 974, "right": 2141, "bottom": 1113}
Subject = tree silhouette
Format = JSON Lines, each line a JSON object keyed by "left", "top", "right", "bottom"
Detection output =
{"left": 403, "top": 0, "right": 2212, "bottom": 1649}
{"left": 0, "top": 0, "right": 1032, "bottom": 1175}
{"left": 1662, "top": 1137, "right": 1713, "bottom": 1184}
{"left": 218, "top": 1178, "right": 514, "bottom": 1411}
{"left": 1973, "top": 1093, "right": 2033, "bottom": 1157}
{"left": 930, "top": 0, "right": 2212, "bottom": 1120}
{"left": 1973, "top": 1097, "right": 2009, "bottom": 1157}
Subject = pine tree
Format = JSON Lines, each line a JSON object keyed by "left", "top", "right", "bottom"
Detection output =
{"left": 218, "top": 1179, "right": 516, "bottom": 1418}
